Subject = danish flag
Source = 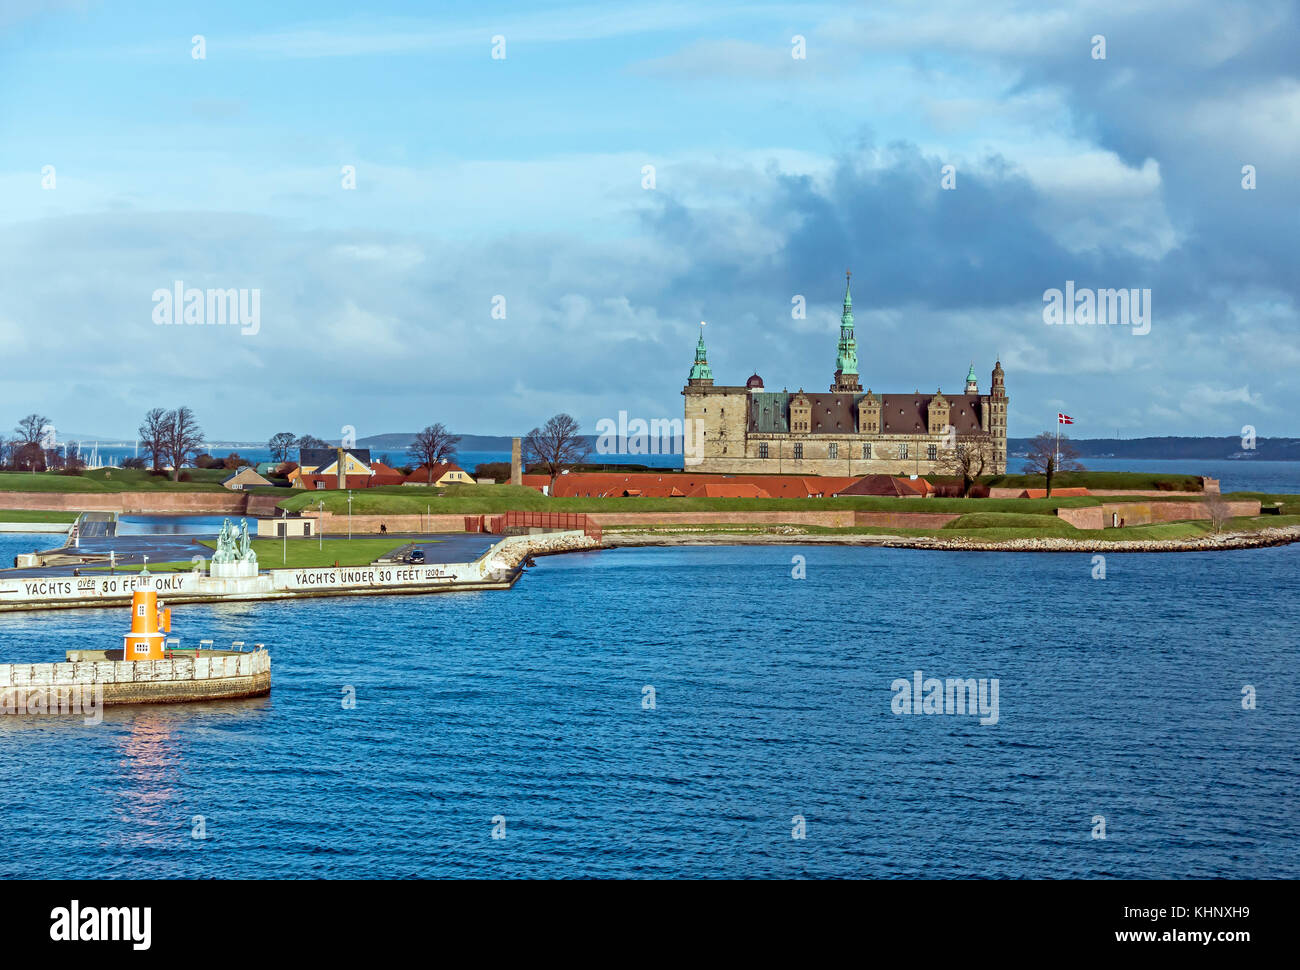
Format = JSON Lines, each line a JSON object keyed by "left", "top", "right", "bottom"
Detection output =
{"left": 1058, "top": 413, "right": 1074, "bottom": 425}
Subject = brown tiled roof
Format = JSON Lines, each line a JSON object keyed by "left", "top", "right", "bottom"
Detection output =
{"left": 751, "top": 391, "right": 989, "bottom": 435}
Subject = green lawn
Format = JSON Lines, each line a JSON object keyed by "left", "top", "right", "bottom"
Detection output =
{"left": 941, "top": 511, "right": 1081, "bottom": 535}
{"left": 977, "top": 471, "right": 1204, "bottom": 491}
{"left": 0, "top": 468, "right": 230, "bottom": 492}
{"left": 196, "top": 536, "right": 412, "bottom": 568}
{"left": 0, "top": 509, "right": 79, "bottom": 523}
{"left": 277, "top": 482, "right": 1272, "bottom": 517}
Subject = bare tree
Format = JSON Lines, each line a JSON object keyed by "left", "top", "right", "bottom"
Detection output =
{"left": 295, "top": 434, "right": 329, "bottom": 452}
{"left": 268, "top": 432, "right": 297, "bottom": 464}
{"left": 138, "top": 407, "right": 170, "bottom": 472}
{"left": 14, "top": 413, "right": 48, "bottom": 445}
{"left": 1022, "top": 431, "right": 1085, "bottom": 497}
{"left": 938, "top": 436, "right": 990, "bottom": 498}
{"left": 160, "top": 407, "right": 205, "bottom": 481}
{"left": 523, "top": 413, "right": 590, "bottom": 484}
{"left": 14, "top": 413, "right": 51, "bottom": 472}
{"left": 1203, "top": 493, "right": 1232, "bottom": 534}
{"left": 411, "top": 423, "right": 462, "bottom": 483}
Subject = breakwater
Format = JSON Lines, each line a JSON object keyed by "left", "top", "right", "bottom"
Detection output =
{"left": 0, "top": 531, "right": 600, "bottom": 612}
{"left": 0, "top": 649, "right": 270, "bottom": 712}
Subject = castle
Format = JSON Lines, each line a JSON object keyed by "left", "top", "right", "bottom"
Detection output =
{"left": 682, "top": 273, "right": 1008, "bottom": 475}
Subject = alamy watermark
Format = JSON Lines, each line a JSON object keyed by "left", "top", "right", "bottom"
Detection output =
{"left": 595, "top": 411, "right": 706, "bottom": 465}
{"left": 152, "top": 281, "right": 260, "bottom": 336}
{"left": 891, "top": 670, "right": 999, "bottom": 725}
{"left": 1043, "top": 281, "right": 1150, "bottom": 335}
{"left": 1, "top": 684, "right": 103, "bottom": 724}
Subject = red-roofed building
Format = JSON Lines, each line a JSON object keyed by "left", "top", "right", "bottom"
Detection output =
{"left": 404, "top": 462, "right": 473, "bottom": 486}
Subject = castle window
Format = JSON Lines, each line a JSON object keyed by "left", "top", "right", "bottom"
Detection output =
{"left": 759, "top": 443, "right": 769, "bottom": 459}
{"left": 828, "top": 443, "right": 838, "bottom": 460}
{"left": 899, "top": 443, "right": 908, "bottom": 459}
{"left": 794, "top": 443, "right": 803, "bottom": 460}
{"left": 862, "top": 443, "right": 870, "bottom": 459}
{"left": 928, "top": 444, "right": 938, "bottom": 461}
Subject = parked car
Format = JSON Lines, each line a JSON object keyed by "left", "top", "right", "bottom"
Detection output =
{"left": 408, "top": 549, "right": 425, "bottom": 564}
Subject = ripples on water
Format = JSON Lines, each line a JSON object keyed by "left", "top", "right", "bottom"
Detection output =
{"left": 1, "top": 544, "right": 1297, "bottom": 879}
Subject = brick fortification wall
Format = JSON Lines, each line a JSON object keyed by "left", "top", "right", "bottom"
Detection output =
{"left": 307, "top": 512, "right": 467, "bottom": 534}
{"left": 0, "top": 491, "right": 249, "bottom": 513}
{"left": 1057, "top": 500, "right": 1259, "bottom": 528}
{"left": 1056, "top": 506, "right": 1107, "bottom": 529}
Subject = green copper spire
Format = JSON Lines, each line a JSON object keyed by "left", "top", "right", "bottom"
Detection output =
{"left": 835, "top": 270, "right": 858, "bottom": 377}
{"left": 688, "top": 322, "right": 713, "bottom": 381}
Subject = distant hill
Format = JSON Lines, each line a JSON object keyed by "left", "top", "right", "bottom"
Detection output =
{"left": 367, "top": 433, "right": 1300, "bottom": 461}
{"left": 357, "top": 433, "right": 512, "bottom": 451}
{"left": 1008, "top": 436, "right": 1300, "bottom": 460}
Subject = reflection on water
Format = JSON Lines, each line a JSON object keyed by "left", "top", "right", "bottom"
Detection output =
{"left": 115, "top": 515, "right": 229, "bottom": 536}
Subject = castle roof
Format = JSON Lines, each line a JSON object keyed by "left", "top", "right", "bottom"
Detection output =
{"left": 749, "top": 391, "right": 990, "bottom": 435}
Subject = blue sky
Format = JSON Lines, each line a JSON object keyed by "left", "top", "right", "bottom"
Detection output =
{"left": 1, "top": 0, "right": 1296, "bottom": 442}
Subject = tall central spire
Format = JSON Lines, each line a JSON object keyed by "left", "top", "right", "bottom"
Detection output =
{"left": 688, "top": 321, "right": 713, "bottom": 384}
{"left": 832, "top": 270, "right": 862, "bottom": 392}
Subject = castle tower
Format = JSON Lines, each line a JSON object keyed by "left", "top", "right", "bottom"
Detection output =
{"left": 965, "top": 362, "right": 978, "bottom": 394}
{"left": 831, "top": 271, "right": 863, "bottom": 393}
{"left": 687, "top": 323, "right": 713, "bottom": 387}
{"left": 990, "top": 359, "right": 1008, "bottom": 472}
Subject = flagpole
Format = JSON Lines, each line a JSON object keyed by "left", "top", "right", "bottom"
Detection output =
{"left": 1056, "top": 413, "right": 1060, "bottom": 469}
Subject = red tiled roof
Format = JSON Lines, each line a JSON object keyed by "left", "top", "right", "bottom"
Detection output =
{"left": 404, "top": 462, "right": 468, "bottom": 484}
{"left": 1021, "top": 487, "right": 1090, "bottom": 498}
{"left": 836, "top": 475, "right": 929, "bottom": 497}
{"left": 549, "top": 472, "right": 864, "bottom": 499}
{"left": 684, "top": 483, "right": 771, "bottom": 498}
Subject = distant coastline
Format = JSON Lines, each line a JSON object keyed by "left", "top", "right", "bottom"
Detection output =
{"left": 48, "top": 433, "right": 1300, "bottom": 462}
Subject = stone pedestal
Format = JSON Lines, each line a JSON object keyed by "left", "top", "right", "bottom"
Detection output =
{"left": 209, "top": 559, "right": 259, "bottom": 579}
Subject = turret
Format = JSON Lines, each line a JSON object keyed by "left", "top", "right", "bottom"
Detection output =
{"left": 991, "top": 358, "right": 1005, "bottom": 398}
{"left": 965, "top": 362, "right": 978, "bottom": 394}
